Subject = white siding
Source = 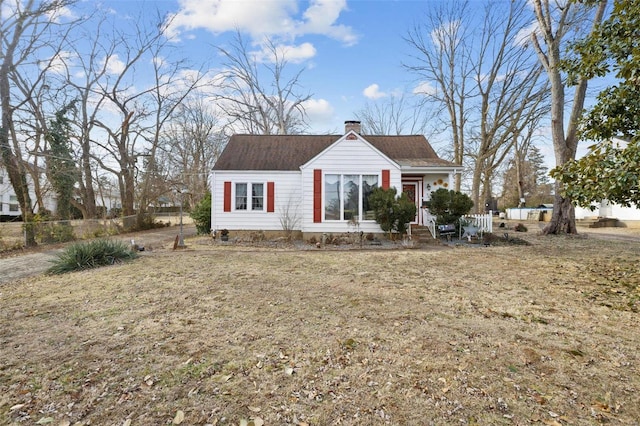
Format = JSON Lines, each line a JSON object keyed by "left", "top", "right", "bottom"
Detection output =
{"left": 0, "top": 166, "right": 56, "bottom": 217}
{"left": 300, "top": 135, "right": 400, "bottom": 233}
{"left": 575, "top": 202, "right": 640, "bottom": 221}
{"left": 211, "top": 171, "right": 302, "bottom": 231}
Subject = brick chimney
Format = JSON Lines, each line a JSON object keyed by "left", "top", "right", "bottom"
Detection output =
{"left": 344, "top": 120, "right": 361, "bottom": 134}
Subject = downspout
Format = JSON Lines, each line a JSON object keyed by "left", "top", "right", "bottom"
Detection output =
{"left": 209, "top": 171, "right": 215, "bottom": 235}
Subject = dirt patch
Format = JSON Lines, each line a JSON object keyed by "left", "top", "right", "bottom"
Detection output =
{"left": 0, "top": 226, "right": 197, "bottom": 285}
{"left": 0, "top": 234, "right": 639, "bottom": 425}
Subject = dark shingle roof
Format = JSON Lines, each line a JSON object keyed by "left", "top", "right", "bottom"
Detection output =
{"left": 213, "top": 134, "right": 458, "bottom": 171}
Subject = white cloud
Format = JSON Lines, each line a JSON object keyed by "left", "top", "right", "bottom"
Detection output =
{"left": 412, "top": 81, "right": 438, "bottom": 96}
{"left": 41, "top": 50, "right": 75, "bottom": 74}
{"left": 363, "top": 84, "right": 387, "bottom": 100}
{"left": 303, "top": 98, "right": 334, "bottom": 120}
{"left": 164, "top": 0, "right": 357, "bottom": 45}
{"left": 514, "top": 21, "right": 539, "bottom": 48}
{"left": 252, "top": 42, "right": 317, "bottom": 64}
{"left": 46, "top": 4, "right": 77, "bottom": 23}
{"left": 102, "top": 54, "right": 126, "bottom": 75}
{"left": 298, "top": 0, "right": 358, "bottom": 46}
{"left": 431, "top": 20, "right": 461, "bottom": 50}
{"left": 152, "top": 56, "right": 166, "bottom": 69}
{"left": 302, "top": 98, "right": 335, "bottom": 131}
{"left": 164, "top": 0, "right": 297, "bottom": 40}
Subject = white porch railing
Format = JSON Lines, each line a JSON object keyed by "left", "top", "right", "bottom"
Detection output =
{"left": 421, "top": 209, "right": 437, "bottom": 239}
{"left": 462, "top": 211, "right": 493, "bottom": 234}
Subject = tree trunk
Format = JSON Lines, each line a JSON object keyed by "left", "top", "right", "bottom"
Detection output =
{"left": 531, "top": 0, "right": 607, "bottom": 235}
{"left": 0, "top": 43, "right": 36, "bottom": 246}
{"left": 470, "top": 159, "right": 483, "bottom": 213}
{"left": 80, "top": 133, "right": 97, "bottom": 219}
{"left": 543, "top": 186, "right": 577, "bottom": 234}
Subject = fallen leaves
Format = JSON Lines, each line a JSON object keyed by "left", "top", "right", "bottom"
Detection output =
{"left": 173, "top": 410, "right": 185, "bottom": 424}
{"left": 239, "top": 417, "right": 264, "bottom": 426}
{"left": 2, "top": 237, "right": 640, "bottom": 425}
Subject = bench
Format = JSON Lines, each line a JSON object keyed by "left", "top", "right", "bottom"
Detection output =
{"left": 437, "top": 224, "right": 457, "bottom": 241}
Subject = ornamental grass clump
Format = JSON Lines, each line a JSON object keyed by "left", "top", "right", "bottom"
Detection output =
{"left": 47, "top": 239, "right": 137, "bottom": 275}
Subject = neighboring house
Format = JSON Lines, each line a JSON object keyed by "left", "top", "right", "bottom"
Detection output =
{"left": 0, "top": 165, "right": 56, "bottom": 220}
{"left": 210, "top": 121, "right": 461, "bottom": 237}
{"left": 575, "top": 200, "right": 640, "bottom": 228}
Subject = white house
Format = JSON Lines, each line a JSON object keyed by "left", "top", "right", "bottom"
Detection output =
{"left": 0, "top": 165, "right": 56, "bottom": 220}
{"left": 210, "top": 121, "right": 461, "bottom": 237}
{"left": 575, "top": 200, "right": 640, "bottom": 228}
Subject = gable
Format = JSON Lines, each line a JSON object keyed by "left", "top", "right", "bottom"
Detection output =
{"left": 301, "top": 132, "right": 398, "bottom": 170}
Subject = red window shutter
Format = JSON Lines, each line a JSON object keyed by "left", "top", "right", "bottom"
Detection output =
{"left": 223, "top": 181, "right": 231, "bottom": 212}
{"left": 382, "top": 169, "right": 390, "bottom": 189}
{"left": 267, "top": 182, "right": 275, "bottom": 213}
{"left": 313, "top": 169, "right": 322, "bottom": 223}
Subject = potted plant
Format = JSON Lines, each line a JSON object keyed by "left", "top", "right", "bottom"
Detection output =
{"left": 220, "top": 229, "right": 229, "bottom": 241}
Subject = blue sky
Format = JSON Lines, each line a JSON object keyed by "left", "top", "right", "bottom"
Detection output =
{"left": 62, "top": 0, "right": 610, "bottom": 168}
{"left": 155, "top": 0, "right": 436, "bottom": 133}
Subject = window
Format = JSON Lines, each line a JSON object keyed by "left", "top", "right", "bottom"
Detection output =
{"left": 362, "top": 175, "right": 378, "bottom": 220}
{"left": 252, "top": 183, "right": 264, "bottom": 210}
{"left": 324, "top": 174, "right": 378, "bottom": 221}
{"left": 343, "top": 175, "right": 359, "bottom": 220}
{"left": 9, "top": 195, "right": 19, "bottom": 212}
{"left": 325, "top": 174, "right": 340, "bottom": 220}
{"left": 235, "top": 183, "right": 247, "bottom": 210}
{"left": 235, "top": 183, "right": 264, "bottom": 211}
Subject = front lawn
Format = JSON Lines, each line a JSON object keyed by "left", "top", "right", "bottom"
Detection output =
{"left": 1, "top": 234, "right": 638, "bottom": 425}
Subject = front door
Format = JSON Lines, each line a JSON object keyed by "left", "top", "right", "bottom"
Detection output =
{"left": 402, "top": 182, "right": 419, "bottom": 224}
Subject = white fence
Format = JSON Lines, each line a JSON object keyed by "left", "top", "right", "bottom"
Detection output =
{"left": 420, "top": 210, "right": 493, "bottom": 239}
{"left": 505, "top": 207, "right": 551, "bottom": 221}
{"left": 461, "top": 211, "right": 494, "bottom": 234}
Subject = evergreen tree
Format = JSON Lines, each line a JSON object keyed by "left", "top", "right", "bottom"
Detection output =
{"left": 501, "top": 145, "right": 552, "bottom": 208}
{"left": 45, "top": 102, "right": 78, "bottom": 221}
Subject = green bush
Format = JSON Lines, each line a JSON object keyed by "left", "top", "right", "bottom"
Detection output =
{"left": 368, "top": 187, "right": 417, "bottom": 237}
{"left": 47, "top": 239, "right": 138, "bottom": 275}
{"left": 190, "top": 193, "right": 212, "bottom": 235}
{"left": 424, "top": 188, "right": 474, "bottom": 225}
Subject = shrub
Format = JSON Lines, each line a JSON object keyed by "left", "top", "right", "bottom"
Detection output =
{"left": 47, "top": 239, "right": 138, "bottom": 275}
{"left": 190, "top": 193, "right": 212, "bottom": 235}
{"left": 514, "top": 223, "right": 528, "bottom": 232}
{"left": 132, "top": 214, "right": 167, "bottom": 232}
{"left": 368, "top": 187, "right": 417, "bottom": 237}
{"left": 424, "top": 188, "right": 474, "bottom": 225}
{"left": 36, "top": 222, "right": 76, "bottom": 243}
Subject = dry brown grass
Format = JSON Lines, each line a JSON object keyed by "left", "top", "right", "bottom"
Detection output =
{"left": 1, "top": 233, "right": 639, "bottom": 425}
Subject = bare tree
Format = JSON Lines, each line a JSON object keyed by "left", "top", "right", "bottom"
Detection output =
{"left": 404, "top": 0, "right": 475, "bottom": 191}
{"left": 0, "top": 0, "right": 77, "bottom": 245}
{"left": 55, "top": 11, "right": 116, "bottom": 219}
{"left": 466, "top": 1, "right": 550, "bottom": 213}
{"left": 215, "top": 31, "right": 312, "bottom": 135}
{"left": 79, "top": 12, "right": 204, "bottom": 219}
{"left": 355, "top": 93, "right": 433, "bottom": 136}
{"left": 530, "top": 0, "right": 608, "bottom": 234}
{"left": 134, "top": 38, "right": 209, "bottom": 226}
{"left": 159, "top": 97, "right": 227, "bottom": 204}
{"left": 405, "top": 1, "right": 550, "bottom": 211}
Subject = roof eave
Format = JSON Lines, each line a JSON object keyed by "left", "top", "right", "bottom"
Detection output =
{"left": 400, "top": 166, "right": 462, "bottom": 173}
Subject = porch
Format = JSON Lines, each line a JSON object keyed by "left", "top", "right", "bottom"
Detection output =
{"left": 409, "top": 210, "right": 494, "bottom": 241}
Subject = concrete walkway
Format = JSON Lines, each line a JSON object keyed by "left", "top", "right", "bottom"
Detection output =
{"left": 0, "top": 224, "right": 197, "bottom": 285}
